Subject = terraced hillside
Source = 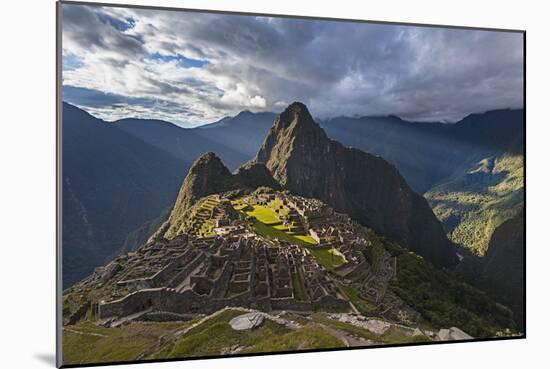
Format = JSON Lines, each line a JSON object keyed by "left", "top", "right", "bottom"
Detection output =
{"left": 62, "top": 188, "right": 517, "bottom": 365}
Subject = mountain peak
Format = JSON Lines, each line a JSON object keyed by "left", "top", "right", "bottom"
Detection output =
{"left": 255, "top": 101, "right": 329, "bottom": 179}
{"left": 191, "top": 151, "right": 227, "bottom": 172}
{"left": 278, "top": 101, "right": 316, "bottom": 128}
{"left": 254, "top": 103, "right": 458, "bottom": 267}
{"left": 165, "top": 152, "right": 233, "bottom": 224}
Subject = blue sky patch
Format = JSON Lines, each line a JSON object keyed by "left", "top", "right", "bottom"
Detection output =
{"left": 98, "top": 12, "right": 136, "bottom": 32}
{"left": 149, "top": 52, "right": 209, "bottom": 69}
{"left": 63, "top": 53, "right": 84, "bottom": 71}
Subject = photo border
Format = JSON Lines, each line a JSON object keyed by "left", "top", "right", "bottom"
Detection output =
{"left": 55, "top": 1, "right": 527, "bottom": 367}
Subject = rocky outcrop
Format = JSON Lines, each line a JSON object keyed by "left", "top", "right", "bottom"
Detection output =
{"left": 255, "top": 102, "right": 457, "bottom": 267}
{"left": 481, "top": 208, "right": 525, "bottom": 330}
{"left": 234, "top": 161, "right": 281, "bottom": 190}
{"left": 229, "top": 312, "right": 265, "bottom": 330}
{"left": 166, "top": 152, "right": 236, "bottom": 223}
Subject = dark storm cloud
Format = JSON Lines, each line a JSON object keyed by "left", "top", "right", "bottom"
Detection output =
{"left": 62, "top": 4, "right": 524, "bottom": 125}
{"left": 63, "top": 5, "right": 146, "bottom": 60}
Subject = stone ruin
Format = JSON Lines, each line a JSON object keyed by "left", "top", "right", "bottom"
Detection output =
{"left": 94, "top": 235, "right": 350, "bottom": 322}
{"left": 68, "top": 191, "right": 417, "bottom": 327}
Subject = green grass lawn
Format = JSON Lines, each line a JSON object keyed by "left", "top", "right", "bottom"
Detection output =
{"left": 62, "top": 321, "right": 186, "bottom": 365}
{"left": 251, "top": 221, "right": 315, "bottom": 245}
{"left": 268, "top": 199, "right": 289, "bottom": 216}
{"left": 307, "top": 248, "right": 346, "bottom": 271}
{"left": 167, "top": 310, "right": 290, "bottom": 358}
{"left": 236, "top": 202, "right": 317, "bottom": 245}
{"left": 241, "top": 325, "right": 345, "bottom": 353}
{"left": 246, "top": 205, "right": 282, "bottom": 225}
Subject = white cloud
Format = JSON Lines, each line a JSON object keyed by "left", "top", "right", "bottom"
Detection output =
{"left": 61, "top": 4, "right": 524, "bottom": 126}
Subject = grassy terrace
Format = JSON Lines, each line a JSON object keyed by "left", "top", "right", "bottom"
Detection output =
{"left": 231, "top": 196, "right": 352, "bottom": 273}
{"left": 179, "top": 196, "right": 220, "bottom": 238}
{"left": 306, "top": 248, "right": 346, "bottom": 271}
{"left": 232, "top": 198, "right": 317, "bottom": 246}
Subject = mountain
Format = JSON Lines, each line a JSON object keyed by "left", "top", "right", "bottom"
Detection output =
{"left": 321, "top": 109, "right": 524, "bottom": 193}
{"left": 118, "top": 208, "right": 171, "bottom": 254}
{"left": 196, "top": 110, "right": 277, "bottom": 159}
{"left": 62, "top": 102, "right": 523, "bottom": 287}
{"left": 62, "top": 102, "right": 188, "bottom": 288}
{"left": 322, "top": 110, "right": 524, "bottom": 254}
{"left": 480, "top": 208, "right": 525, "bottom": 330}
{"left": 254, "top": 102, "right": 457, "bottom": 268}
{"left": 155, "top": 152, "right": 279, "bottom": 240}
{"left": 115, "top": 117, "right": 250, "bottom": 171}
{"left": 426, "top": 153, "right": 524, "bottom": 255}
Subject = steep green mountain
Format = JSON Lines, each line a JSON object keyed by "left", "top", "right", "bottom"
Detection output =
{"left": 425, "top": 154, "right": 524, "bottom": 255}
{"left": 480, "top": 208, "right": 525, "bottom": 330}
{"left": 62, "top": 103, "right": 188, "bottom": 288}
{"left": 254, "top": 102, "right": 457, "bottom": 267}
{"left": 321, "top": 109, "right": 524, "bottom": 193}
{"left": 321, "top": 109, "right": 524, "bottom": 255}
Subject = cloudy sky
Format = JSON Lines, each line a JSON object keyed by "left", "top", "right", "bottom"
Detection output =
{"left": 62, "top": 3, "right": 524, "bottom": 127}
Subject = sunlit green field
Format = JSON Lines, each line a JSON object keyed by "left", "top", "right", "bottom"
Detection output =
{"left": 306, "top": 248, "right": 346, "bottom": 270}
{"left": 233, "top": 199, "right": 317, "bottom": 245}
{"left": 246, "top": 205, "right": 282, "bottom": 225}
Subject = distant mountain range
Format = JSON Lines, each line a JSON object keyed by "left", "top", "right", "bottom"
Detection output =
{"left": 321, "top": 109, "right": 524, "bottom": 193}
{"left": 62, "top": 102, "right": 524, "bottom": 288}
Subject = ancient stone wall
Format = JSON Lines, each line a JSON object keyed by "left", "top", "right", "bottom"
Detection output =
{"left": 99, "top": 288, "right": 165, "bottom": 318}
{"left": 167, "top": 252, "right": 206, "bottom": 288}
